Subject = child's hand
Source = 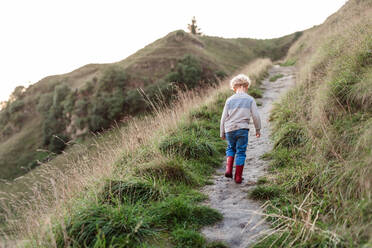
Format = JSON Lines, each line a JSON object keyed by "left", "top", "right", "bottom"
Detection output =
{"left": 256, "top": 130, "right": 261, "bottom": 138}
{"left": 221, "top": 136, "right": 226, "bottom": 140}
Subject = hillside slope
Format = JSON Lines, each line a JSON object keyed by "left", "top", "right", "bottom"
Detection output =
{"left": 2, "top": 59, "right": 272, "bottom": 247}
{"left": 0, "top": 30, "right": 300, "bottom": 180}
{"left": 254, "top": 0, "right": 372, "bottom": 246}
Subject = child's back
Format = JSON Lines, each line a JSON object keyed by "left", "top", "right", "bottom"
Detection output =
{"left": 220, "top": 92, "right": 261, "bottom": 138}
{"left": 220, "top": 74, "right": 261, "bottom": 184}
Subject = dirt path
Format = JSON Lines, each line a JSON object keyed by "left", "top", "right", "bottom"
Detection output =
{"left": 201, "top": 65, "right": 296, "bottom": 248}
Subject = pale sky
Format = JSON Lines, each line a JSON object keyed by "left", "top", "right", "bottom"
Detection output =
{"left": 0, "top": 0, "right": 347, "bottom": 102}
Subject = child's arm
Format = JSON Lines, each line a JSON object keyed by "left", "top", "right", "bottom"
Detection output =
{"left": 250, "top": 100, "right": 261, "bottom": 137}
{"left": 220, "top": 102, "right": 228, "bottom": 139}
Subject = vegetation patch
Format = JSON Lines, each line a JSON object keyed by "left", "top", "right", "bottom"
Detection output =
{"left": 152, "top": 197, "right": 222, "bottom": 229}
{"left": 99, "top": 179, "right": 165, "bottom": 205}
{"left": 256, "top": 1, "right": 372, "bottom": 246}
{"left": 171, "top": 229, "right": 206, "bottom": 248}
{"left": 137, "top": 160, "right": 195, "bottom": 185}
{"left": 269, "top": 74, "right": 284, "bottom": 82}
{"left": 249, "top": 185, "right": 282, "bottom": 200}
{"left": 54, "top": 203, "right": 155, "bottom": 247}
{"left": 279, "top": 58, "right": 296, "bottom": 66}
{"left": 43, "top": 89, "right": 230, "bottom": 247}
{"left": 248, "top": 86, "right": 263, "bottom": 98}
{"left": 159, "top": 132, "right": 217, "bottom": 160}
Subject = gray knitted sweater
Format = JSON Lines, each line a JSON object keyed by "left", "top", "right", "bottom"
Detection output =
{"left": 220, "top": 92, "right": 261, "bottom": 138}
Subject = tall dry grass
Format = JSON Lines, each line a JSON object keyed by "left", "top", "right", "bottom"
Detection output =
{"left": 262, "top": 0, "right": 372, "bottom": 246}
{"left": 0, "top": 58, "right": 272, "bottom": 246}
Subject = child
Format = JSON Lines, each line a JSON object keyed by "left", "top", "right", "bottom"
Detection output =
{"left": 220, "top": 74, "right": 261, "bottom": 184}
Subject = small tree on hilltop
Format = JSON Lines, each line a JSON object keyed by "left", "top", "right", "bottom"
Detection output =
{"left": 188, "top": 16, "right": 202, "bottom": 35}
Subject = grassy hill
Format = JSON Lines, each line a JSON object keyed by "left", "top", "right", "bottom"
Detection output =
{"left": 3, "top": 58, "right": 272, "bottom": 247}
{"left": 251, "top": 0, "right": 372, "bottom": 247}
{"left": 0, "top": 30, "right": 300, "bottom": 181}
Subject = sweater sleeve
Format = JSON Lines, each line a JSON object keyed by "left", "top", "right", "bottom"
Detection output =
{"left": 250, "top": 100, "right": 261, "bottom": 131}
{"left": 220, "top": 101, "right": 228, "bottom": 138}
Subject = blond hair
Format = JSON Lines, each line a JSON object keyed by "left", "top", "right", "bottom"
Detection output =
{"left": 230, "top": 74, "right": 251, "bottom": 90}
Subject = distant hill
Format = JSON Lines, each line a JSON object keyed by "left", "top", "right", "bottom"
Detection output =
{"left": 0, "top": 29, "right": 300, "bottom": 180}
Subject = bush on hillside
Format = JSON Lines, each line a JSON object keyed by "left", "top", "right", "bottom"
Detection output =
{"left": 41, "top": 84, "right": 71, "bottom": 152}
{"left": 49, "top": 134, "right": 69, "bottom": 154}
{"left": 97, "top": 66, "right": 127, "bottom": 92}
{"left": 37, "top": 93, "right": 54, "bottom": 115}
{"left": 8, "top": 99, "right": 25, "bottom": 113}
{"left": 215, "top": 70, "right": 227, "bottom": 79}
{"left": 165, "top": 54, "right": 202, "bottom": 89}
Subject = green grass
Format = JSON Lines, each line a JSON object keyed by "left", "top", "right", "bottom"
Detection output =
{"left": 269, "top": 74, "right": 284, "bottom": 82}
{"left": 98, "top": 179, "right": 165, "bottom": 205}
{"left": 33, "top": 89, "right": 231, "bottom": 247}
{"left": 257, "top": 1, "right": 372, "bottom": 246}
{"left": 53, "top": 203, "right": 156, "bottom": 247}
{"left": 248, "top": 86, "right": 263, "bottom": 98}
{"left": 171, "top": 229, "right": 206, "bottom": 248}
{"left": 0, "top": 29, "right": 299, "bottom": 186}
{"left": 279, "top": 59, "right": 296, "bottom": 66}
{"left": 249, "top": 185, "right": 282, "bottom": 200}
{"left": 257, "top": 177, "right": 268, "bottom": 185}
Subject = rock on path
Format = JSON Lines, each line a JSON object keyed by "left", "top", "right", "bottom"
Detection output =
{"left": 201, "top": 65, "right": 296, "bottom": 248}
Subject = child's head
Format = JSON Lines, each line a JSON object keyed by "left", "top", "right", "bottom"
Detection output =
{"left": 230, "top": 74, "right": 251, "bottom": 92}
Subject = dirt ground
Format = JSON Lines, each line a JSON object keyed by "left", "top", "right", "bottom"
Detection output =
{"left": 201, "top": 65, "right": 296, "bottom": 248}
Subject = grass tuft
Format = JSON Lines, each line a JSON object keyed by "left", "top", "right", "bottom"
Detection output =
{"left": 159, "top": 130, "right": 217, "bottom": 160}
{"left": 138, "top": 160, "right": 195, "bottom": 185}
{"left": 99, "top": 179, "right": 165, "bottom": 205}
{"left": 269, "top": 74, "right": 284, "bottom": 82}
{"left": 279, "top": 59, "right": 296, "bottom": 66}
{"left": 171, "top": 229, "right": 206, "bottom": 248}
{"left": 207, "top": 241, "right": 229, "bottom": 248}
{"left": 249, "top": 185, "right": 281, "bottom": 200}
{"left": 54, "top": 203, "right": 155, "bottom": 247}
{"left": 152, "top": 197, "right": 222, "bottom": 229}
{"left": 248, "top": 86, "right": 263, "bottom": 98}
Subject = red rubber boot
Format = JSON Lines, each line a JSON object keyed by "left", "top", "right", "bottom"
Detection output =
{"left": 234, "top": 165, "right": 244, "bottom": 184}
{"left": 225, "top": 156, "right": 234, "bottom": 178}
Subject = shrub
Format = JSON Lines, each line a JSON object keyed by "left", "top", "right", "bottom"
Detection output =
{"left": 215, "top": 70, "right": 227, "bottom": 79}
{"left": 37, "top": 93, "right": 54, "bottom": 115}
{"left": 98, "top": 66, "right": 127, "bottom": 92}
{"left": 165, "top": 54, "right": 202, "bottom": 89}
{"left": 62, "top": 91, "right": 76, "bottom": 114}
{"left": 73, "top": 99, "right": 88, "bottom": 116}
{"left": 8, "top": 99, "right": 24, "bottom": 113}
{"left": 123, "top": 89, "right": 147, "bottom": 115}
{"left": 106, "top": 90, "right": 125, "bottom": 120}
{"left": 49, "top": 134, "right": 69, "bottom": 154}
{"left": 53, "top": 84, "right": 71, "bottom": 107}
